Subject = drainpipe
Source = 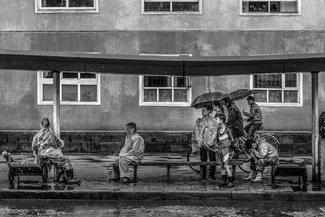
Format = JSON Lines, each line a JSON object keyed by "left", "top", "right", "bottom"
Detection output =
{"left": 52, "top": 70, "right": 61, "bottom": 137}
{"left": 311, "top": 71, "right": 319, "bottom": 183}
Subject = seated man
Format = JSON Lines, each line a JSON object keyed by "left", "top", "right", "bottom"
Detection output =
{"left": 110, "top": 122, "right": 145, "bottom": 183}
{"left": 243, "top": 136, "right": 278, "bottom": 182}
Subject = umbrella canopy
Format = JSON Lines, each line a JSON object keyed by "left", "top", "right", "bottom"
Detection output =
{"left": 223, "top": 89, "right": 260, "bottom": 101}
{"left": 191, "top": 92, "right": 224, "bottom": 109}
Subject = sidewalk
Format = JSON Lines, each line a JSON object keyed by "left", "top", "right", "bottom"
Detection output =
{"left": 0, "top": 153, "right": 324, "bottom": 201}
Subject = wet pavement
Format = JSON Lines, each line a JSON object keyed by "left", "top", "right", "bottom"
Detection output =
{"left": 0, "top": 200, "right": 325, "bottom": 216}
{"left": 0, "top": 153, "right": 325, "bottom": 201}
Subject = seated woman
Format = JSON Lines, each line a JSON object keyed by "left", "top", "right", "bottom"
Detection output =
{"left": 32, "top": 118, "right": 72, "bottom": 182}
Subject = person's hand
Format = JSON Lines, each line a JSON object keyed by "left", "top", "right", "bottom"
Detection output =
{"left": 244, "top": 157, "right": 251, "bottom": 162}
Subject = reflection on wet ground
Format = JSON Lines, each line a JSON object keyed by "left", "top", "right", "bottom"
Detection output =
{"left": 1, "top": 154, "right": 325, "bottom": 202}
{"left": 0, "top": 200, "right": 325, "bottom": 217}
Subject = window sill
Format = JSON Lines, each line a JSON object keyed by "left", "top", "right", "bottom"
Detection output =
{"left": 240, "top": 12, "right": 301, "bottom": 16}
{"left": 38, "top": 101, "right": 101, "bottom": 106}
{"left": 257, "top": 102, "right": 303, "bottom": 107}
{"left": 35, "top": 9, "right": 98, "bottom": 14}
{"left": 142, "top": 11, "right": 202, "bottom": 15}
{"left": 139, "top": 102, "right": 190, "bottom": 107}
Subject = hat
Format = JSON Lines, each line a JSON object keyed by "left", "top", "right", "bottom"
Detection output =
{"left": 246, "top": 96, "right": 255, "bottom": 101}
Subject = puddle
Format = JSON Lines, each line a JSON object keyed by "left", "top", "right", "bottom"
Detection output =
{"left": 15, "top": 180, "right": 81, "bottom": 191}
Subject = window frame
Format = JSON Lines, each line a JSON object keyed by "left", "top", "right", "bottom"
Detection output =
{"left": 141, "top": 0, "right": 202, "bottom": 15}
{"left": 37, "top": 71, "right": 101, "bottom": 105}
{"left": 249, "top": 73, "right": 303, "bottom": 107}
{"left": 139, "top": 75, "right": 192, "bottom": 107}
{"left": 239, "top": 0, "right": 301, "bottom": 16}
{"left": 35, "top": 0, "right": 99, "bottom": 14}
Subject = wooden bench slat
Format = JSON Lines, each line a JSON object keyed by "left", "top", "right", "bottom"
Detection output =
{"left": 110, "top": 159, "right": 245, "bottom": 183}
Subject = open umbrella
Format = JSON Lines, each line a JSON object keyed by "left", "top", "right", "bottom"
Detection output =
{"left": 191, "top": 92, "right": 224, "bottom": 109}
{"left": 224, "top": 89, "right": 260, "bottom": 101}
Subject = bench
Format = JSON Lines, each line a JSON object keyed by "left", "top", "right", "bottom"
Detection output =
{"left": 271, "top": 158, "right": 308, "bottom": 185}
{"left": 2, "top": 151, "right": 48, "bottom": 189}
{"left": 128, "top": 159, "right": 244, "bottom": 183}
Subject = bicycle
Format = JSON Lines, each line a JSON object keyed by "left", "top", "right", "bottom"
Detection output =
{"left": 187, "top": 126, "right": 280, "bottom": 173}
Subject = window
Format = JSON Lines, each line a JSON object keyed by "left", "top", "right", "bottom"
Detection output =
{"left": 241, "top": 0, "right": 300, "bottom": 15}
{"left": 142, "top": 0, "right": 202, "bottom": 14}
{"left": 35, "top": 0, "right": 98, "bottom": 13}
{"left": 139, "top": 75, "right": 191, "bottom": 106}
{"left": 250, "top": 73, "right": 303, "bottom": 106}
{"left": 37, "top": 71, "right": 101, "bottom": 105}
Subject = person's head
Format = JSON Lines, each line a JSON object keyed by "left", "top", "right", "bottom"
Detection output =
{"left": 215, "top": 114, "right": 226, "bottom": 125}
{"left": 251, "top": 142, "right": 258, "bottom": 149}
{"left": 40, "top": 118, "right": 50, "bottom": 129}
{"left": 223, "top": 96, "right": 233, "bottom": 107}
{"left": 201, "top": 105, "right": 212, "bottom": 117}
{"left": 212, "top": 101, "right": 224, "bottom": 113}
{"left": 256, "top": 136, "right": 266, "bottom": 145}
{"left": 246, "top": 96, "right": 255, "bottom": 105}
{"left": 125, "top": 122, "right": 137, "bottom": 135}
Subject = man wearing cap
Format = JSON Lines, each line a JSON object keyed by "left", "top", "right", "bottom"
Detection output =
{"left": 242, "top": 96, "right": 263, "bottom": 140}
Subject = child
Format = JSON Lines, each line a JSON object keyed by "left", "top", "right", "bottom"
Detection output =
{"left": 215, "top": 114, "right": 235, "bottom": 188}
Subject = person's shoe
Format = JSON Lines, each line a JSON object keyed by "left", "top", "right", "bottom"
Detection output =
{"left": 59, "top": 176, "right": 67, "bottom": 183}
{"left": 251, "top": 172, "right": 263, "bottom": 182}
{"left": 119, "top": 177, "right": 131, "bottom": 183}
{"left": 226, "top": 182, "right": 234, "bottom": 188}
{"left": 243, "top": 171, "right": 256, "bottom": 181}
{"left": 226, "top": 176, "right": 235, "bottom": 188}
{"left": 109, "top": 178, "right": 120, "bottom": 183}
{"left": 209, "top": 175, "right": 216, "bottom": 180}
{"left": 219, "top": 175, "right": 228, "bottom": 187}
{"left": 219, "top": 182, "right": 228, "bottom": 187}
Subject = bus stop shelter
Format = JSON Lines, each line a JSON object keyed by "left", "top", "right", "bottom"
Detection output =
{"left": 0, "top": 49, "right": 324, "bottom": 183}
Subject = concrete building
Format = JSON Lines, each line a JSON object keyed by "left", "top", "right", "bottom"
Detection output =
{"left": 0, "top": 0, "right": 323, "bottom": 154}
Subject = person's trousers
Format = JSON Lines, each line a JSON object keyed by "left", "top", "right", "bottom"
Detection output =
{"left": 200, "top": 146, "right": 216, "bottom": 179}
{"left": 230, "top": 123, "right": 245, "bottom": 139}
{"left": 250, "top": 156, "right": 278, "bottom": 172}
{"left": 244, "top": 122, "right": 262, "bottom": 139}
{"left": 112, "top": 157, "right": 136, "bottom": 179}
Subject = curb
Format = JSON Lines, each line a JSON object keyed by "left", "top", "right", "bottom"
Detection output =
{"left": 1, "top": 190, "right": 325, "bottom": 201}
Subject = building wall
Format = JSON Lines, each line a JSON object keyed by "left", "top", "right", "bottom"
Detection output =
{"left": 0, "top": 30, "right": 325, "bottom": 131}
{"left": 0, "top": 0, "right": 324, "bottom": 31}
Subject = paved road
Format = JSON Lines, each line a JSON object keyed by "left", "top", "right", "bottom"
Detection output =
{"left": 0, "top": 200, "right": 325, "bottom": 216}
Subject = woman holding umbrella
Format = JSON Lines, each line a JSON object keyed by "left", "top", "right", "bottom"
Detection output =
{"left": 191, "top": 91, "right": 225, "bottom": 180}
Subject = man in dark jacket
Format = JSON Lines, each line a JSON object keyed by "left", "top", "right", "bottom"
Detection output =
{"left": 242, "top": 96, "right": 263, "bottom": 140}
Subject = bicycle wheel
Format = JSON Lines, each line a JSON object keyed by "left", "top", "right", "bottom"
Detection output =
{"left": 186, "top": 149, "right": 210, "bottom": 173}
{"left": 232, "top": 151, "right": 250, "bottom": 173}
{"left": 260, "top": 134, "right": 280, "bottom": 151}
{"left": 238, "top": 162, "right": 250, "bottom": 173}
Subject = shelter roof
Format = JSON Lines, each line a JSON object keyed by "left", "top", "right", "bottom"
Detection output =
{"left": 0, "top": 49, "right": 324, "bottom": 76}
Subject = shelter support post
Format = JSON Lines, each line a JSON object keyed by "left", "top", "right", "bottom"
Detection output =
{"left": 320, "top": 140, "right": 325, "bottom": 183}
{"left": 52, "top": 71, "right": 61, "bottom": 136}
{"left": 311, "top": 71, "right": 319, "bottom": 183}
